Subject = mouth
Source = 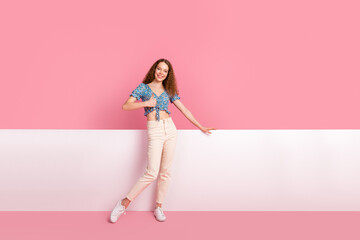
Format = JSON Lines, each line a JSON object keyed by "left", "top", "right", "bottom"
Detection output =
{"left": 157, "top": 74, "right": 164, "bottom": 79}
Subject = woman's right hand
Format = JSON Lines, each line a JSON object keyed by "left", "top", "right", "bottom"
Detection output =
{"left": 144, "top": 93, "right": 157, "bottom": 107}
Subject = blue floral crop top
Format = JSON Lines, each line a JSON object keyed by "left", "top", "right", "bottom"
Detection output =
{"left": 130, "top": 83, "right": 181, "bottom": 121}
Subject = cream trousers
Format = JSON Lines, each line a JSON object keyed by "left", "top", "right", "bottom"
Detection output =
{"left": 126, "top": 117, "right": 178, "bottom": 204}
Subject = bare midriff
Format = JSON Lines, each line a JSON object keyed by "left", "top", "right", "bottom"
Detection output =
{"left": 146, "top": 110, "right": 171, "bottom": 121}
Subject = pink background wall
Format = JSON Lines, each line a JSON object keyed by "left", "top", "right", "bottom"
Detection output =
{"left": 1, "top": 0, "right": 359, "bottom": 129}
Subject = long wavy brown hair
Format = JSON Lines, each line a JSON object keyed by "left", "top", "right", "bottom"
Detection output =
{"left": 142, "top": 58, "right": 180, "bottom": 98}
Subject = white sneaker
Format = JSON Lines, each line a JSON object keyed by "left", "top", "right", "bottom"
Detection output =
{"left": 110, "top": 199, "right": 127, "bottom": 223}
{"left": 154, "top": 206, "right": 166, "bottom": 222}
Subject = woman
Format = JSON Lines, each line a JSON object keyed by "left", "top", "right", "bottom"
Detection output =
{"left": 110, "top": 58, "right": 215, "bottom": 223}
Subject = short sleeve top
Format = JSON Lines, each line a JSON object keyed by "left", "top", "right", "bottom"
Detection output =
{"left": 129, "top": 83, "right": 181, "bottom": 121}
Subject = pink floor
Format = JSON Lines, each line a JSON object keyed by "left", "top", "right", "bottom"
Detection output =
{"left": 1, "top": 211, "right": 359, "bottom": 240}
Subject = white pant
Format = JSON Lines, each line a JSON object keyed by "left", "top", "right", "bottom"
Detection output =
{"left": 126, "top": 117, "right": 178, "bottom": 204}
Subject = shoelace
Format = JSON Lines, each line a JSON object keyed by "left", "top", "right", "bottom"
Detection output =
{"left": 156, "top": 207, "right": 165, "bottom": 217}
{"left": 113, "top": 202, "right": 126, "bottom": 216}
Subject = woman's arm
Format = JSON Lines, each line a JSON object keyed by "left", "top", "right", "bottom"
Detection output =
{"left": 172, "top": 100, "right": 216, "bottom": 134}
{"left": 123, "top": 94, "right": 156, "bottom": 111}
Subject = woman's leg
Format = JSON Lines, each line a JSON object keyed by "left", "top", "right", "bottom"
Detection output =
{"left": 156, "top": 120, "right": 177, "bottom": 206}
{"left": 125, "top": 122, "right": 165, "bottom": 203}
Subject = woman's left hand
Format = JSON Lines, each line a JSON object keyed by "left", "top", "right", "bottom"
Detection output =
{"left": 200, "top": 126, "right": 216, "bottom": 134}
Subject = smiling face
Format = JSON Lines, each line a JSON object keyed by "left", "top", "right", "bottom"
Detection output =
{"left": 154, "top": 62, "right": 169, "bottom": 82}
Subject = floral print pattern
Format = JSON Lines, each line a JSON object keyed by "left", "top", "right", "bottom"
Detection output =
{"left": 130, "top": 83, "right": 181, "bottom": 121}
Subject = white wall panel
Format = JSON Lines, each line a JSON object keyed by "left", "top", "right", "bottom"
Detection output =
{"left": 0, "top": 130, "right": 359, "bottom": 211}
